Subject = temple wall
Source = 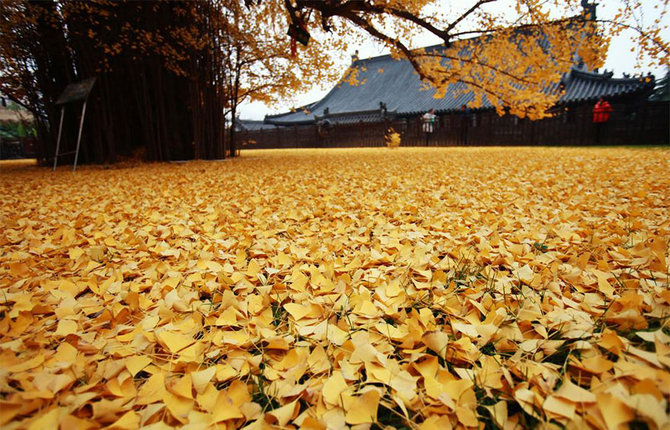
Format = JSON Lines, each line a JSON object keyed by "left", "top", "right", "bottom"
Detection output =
{"left": 240, "top": 101, "right": 668, "bottom": 149}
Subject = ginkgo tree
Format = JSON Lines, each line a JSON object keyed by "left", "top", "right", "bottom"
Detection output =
{"left": 271, "top": 0, "right": 669, "bottom": 118}
{"left": 0, "top": 0, "right": 667, "bottom": 163}
{"left": 220, "top": 1, "right": 341, "bottom": 156}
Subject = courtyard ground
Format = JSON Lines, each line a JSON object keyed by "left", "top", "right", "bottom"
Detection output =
{"left": 0, "top": 147, "right": 669, "bottom": 429}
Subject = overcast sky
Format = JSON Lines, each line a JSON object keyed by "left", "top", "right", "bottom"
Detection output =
{"left": 239, "top": 1, "right": 669, "bottom": 120}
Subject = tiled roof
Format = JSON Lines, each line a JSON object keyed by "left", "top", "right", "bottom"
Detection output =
{"left": 315, "top": 109, "right": 395, "bottom": 125}
{"left": 235, "top": 119, "right": 277, "bottom": 131}
{"left": 558, "top": 69, "right": 654, "bottom": 103}
{"left": 265, "top": 48, "right": 654, "bottom": 126}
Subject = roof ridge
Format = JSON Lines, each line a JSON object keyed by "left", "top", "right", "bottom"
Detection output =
{"left": 318, "top": 108, "right": 389, "bottom": 117}
{"left": 575, "top": 67, "right": 654, "bottom": 82}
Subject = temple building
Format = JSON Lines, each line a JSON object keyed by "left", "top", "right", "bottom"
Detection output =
{"left": 239, "top": 8, "right": 667, "bottom": 148}
{"left": 264, "top": 52, "right": 655, "bottom": 128}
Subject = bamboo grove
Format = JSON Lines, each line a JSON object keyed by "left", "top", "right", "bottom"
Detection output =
{"left": 0, "top": 0, "right": 337, "bottom": 164}
{"left": 2, "top": 1, "right": 221, "bottom": 163}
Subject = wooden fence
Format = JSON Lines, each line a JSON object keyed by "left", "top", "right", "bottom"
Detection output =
{"left": 2, "top": 102, "right": 665, "bottom": 160}
{"left": 240, "top": 101, "right": 669, "bottom": 149}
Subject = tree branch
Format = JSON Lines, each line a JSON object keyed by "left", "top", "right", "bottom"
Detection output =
{"left": 595, "top": 19, "right": 670, "bottom": 56}
{"left": 341, "top": 12, "right": 432, "bottom": 83}
{"left": 445, "top": 0, "right": 497, "bottom": 34}
{"left": 366, "top": 5, "right": 450, "bottom": 44}
{"left": 421, "top": 51, "right": 537, "bottom": 86}
{"left": 295, "top": 0, "right": 450, "bottom": 43}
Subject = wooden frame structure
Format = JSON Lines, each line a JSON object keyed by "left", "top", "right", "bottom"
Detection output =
{"left": 53, "top": 77, "right": 96, "bottom": 171}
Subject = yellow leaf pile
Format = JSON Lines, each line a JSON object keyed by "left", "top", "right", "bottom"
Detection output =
{"left": 385, "top": 129, "right": 401, "bottom": 149}
{"left": 1, "top": 147, "right": 669, "bottom": 429}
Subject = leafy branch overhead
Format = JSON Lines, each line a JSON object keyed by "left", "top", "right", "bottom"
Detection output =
{"left": 273, "top": 0, "right": 668, "bottom": 118}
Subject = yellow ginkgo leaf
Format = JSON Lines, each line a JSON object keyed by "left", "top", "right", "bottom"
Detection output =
{"left": 156, "top": 331, "right": 195, "bottom": 354}
{"left": 212, "top": 391, "right": 244, "bottom": 422}
{"left": 322, "top": 372, "right": 348, "bottom": 406}
{"left": 107, "top": 411, "right": 140, "bottom": 430}
{"left": 422, "top": 331, "right": 449, "bottom": 360}
{"left": 191, "top": 367, "right": 216, "bottom": 394}
{"left": 124, "top": 355, "right": 152, "bottom": 377}
{"left": 344, "top": 390, "right": 381, "bottom": 425}
{"left": 266, "top": 399, "right": 300, "bottom": 427}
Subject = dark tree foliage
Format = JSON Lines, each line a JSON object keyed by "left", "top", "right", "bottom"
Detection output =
{"left": 1, "top": 0, "right": 228, "bottom": 164}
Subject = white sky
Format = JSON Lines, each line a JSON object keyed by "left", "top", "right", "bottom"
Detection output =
{"left": 239, "top": 1, "right": 669, "bottom": 120}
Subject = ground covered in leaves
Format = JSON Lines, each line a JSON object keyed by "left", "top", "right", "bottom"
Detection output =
{"left": 1, "top": 147, "right": 669, "bottom": 430}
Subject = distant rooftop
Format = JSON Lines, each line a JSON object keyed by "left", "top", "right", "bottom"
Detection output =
{"left": 234, "top": 119, "right": 277, "bottom": 132}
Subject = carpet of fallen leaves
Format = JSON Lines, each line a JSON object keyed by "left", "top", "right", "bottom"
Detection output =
{"left": 1, "top": 147, "right": 669, "bottom": 430}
